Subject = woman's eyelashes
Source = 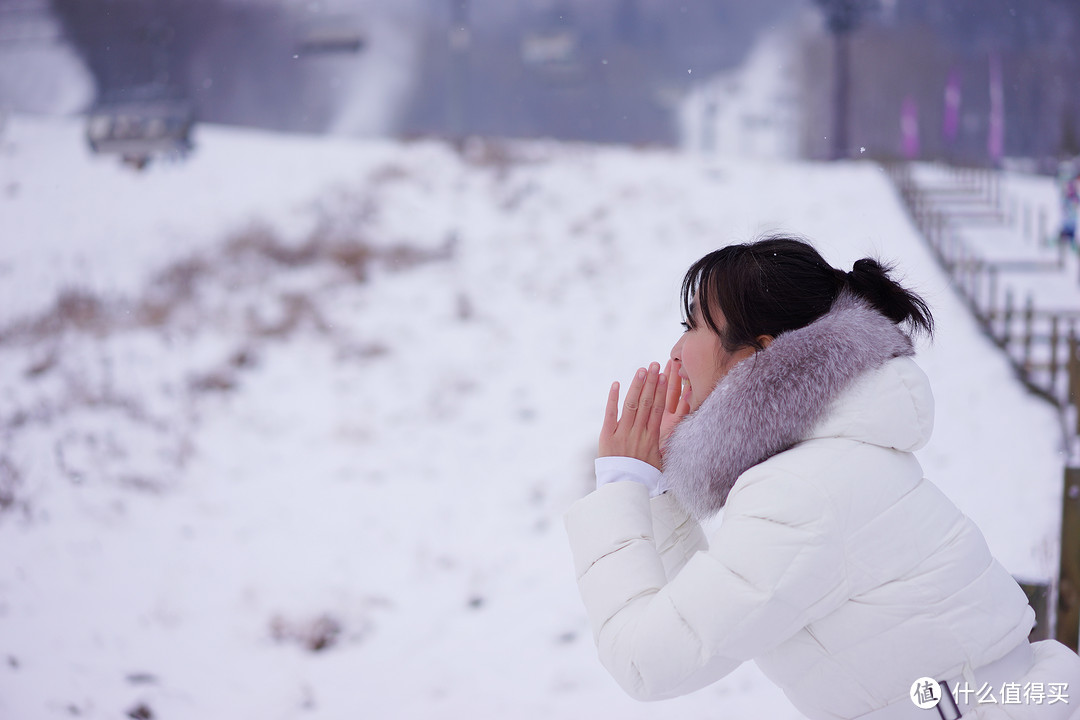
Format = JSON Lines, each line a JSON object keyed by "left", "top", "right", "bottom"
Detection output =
{"left": 680, "top": 321, "right": 692, "bottom": 332}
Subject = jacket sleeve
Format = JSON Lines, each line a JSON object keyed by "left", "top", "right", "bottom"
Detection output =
{"left": 650, "top": 491, "right": 708, "bottom": 580}
{"left": 564, "top": 469, "right": 849, "bottom": 701}
{"left": 596, "top": 457, "right": 708, "bottom": 581}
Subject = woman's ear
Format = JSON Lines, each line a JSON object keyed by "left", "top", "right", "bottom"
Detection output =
{"left": 757, "top": 335, "right": 774, "bottom": 349}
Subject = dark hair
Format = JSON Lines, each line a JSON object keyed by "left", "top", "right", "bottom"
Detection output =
{"left": 681, "top": 235, "right": 934, "bottom": 351}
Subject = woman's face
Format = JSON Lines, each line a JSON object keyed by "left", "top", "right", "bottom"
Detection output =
{"left": 670, "top": 296, "right": 757, "bottom": 412}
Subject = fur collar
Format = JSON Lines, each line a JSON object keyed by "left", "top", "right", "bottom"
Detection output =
{"left": 661, "top": 291, "right": 915, "bottom": 519}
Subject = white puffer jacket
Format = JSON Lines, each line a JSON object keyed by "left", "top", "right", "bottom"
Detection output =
{"left": 566, "top": 298, "right": 1080, "bottom": 719}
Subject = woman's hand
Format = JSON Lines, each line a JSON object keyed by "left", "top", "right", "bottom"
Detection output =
{"left": 660, "top": 358, "right": 691, "bottom": 450}
{"left": 598, "top": 362, "right": 667, "bottom": 470}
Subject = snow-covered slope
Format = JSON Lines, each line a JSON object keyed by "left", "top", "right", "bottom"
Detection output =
{"left": 0, "top": 116, "right": 1064, "bottom": 719}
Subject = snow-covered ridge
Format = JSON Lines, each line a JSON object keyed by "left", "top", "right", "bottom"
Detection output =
{"left": 0, "top": 116, "right": 1063, "bottom": 718}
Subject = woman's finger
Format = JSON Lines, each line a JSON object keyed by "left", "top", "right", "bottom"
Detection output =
{"left": 665, "top": 358, "right": 682, "bottom": 414}
{"left": 600, "top": 381, "right": 620, "bottom": 437}
{"left": 620, "top": 367, "right": 646, "bottom": 428}
{"left": 676, "top": 380, "right": 691, "bottom": 416}
{"left": 646, "top": 372, "right": 667, "bottom": 437}
{"left": 633, "top": 362, "right": 661, "bottom": 431}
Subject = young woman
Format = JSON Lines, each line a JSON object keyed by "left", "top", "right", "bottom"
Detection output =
{"left": 565, "top": 236, "right": 1080, "bottom": 719}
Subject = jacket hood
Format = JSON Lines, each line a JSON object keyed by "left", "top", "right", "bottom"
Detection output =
{"left": 661, "top": 290, "right": 927, "bottom": 519}
{"left": 805, "top": 354, "right": 933, "bottom": 451}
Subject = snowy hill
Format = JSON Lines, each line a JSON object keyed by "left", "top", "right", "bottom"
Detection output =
{"left": 0, "top": 116, "right": 1064, "bottom": 719}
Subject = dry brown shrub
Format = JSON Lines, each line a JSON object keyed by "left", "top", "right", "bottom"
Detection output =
{"left": 135, "top": 299, "right": 172, "bottom": 328}
{"left": 327, "top": 240, "right": 374, "bottom": 281}
{"left": 154, "top": 256, "right": 208, "bottom": 301}
{"left": 337, "top": 342, "right": 389, "bottom": 362}
{"left": 137, "top": 256, "right": 210, "bottom": 328}
{"left": 24, "top": 351, "right": 58, "bottom": 379}
{"left": 457, "top": 136, "right": 519, "bottom": 171}
{"left": 0, "top": 287, "right": 114, "bottom": 346}
{"left": 117, "top": 474, "right": 166, "bottom": 493}
{"left": 0, "top": 455, "right": 19, "bottom": 512}
{"left": 456, "top": 292, "right": 473, "bottom": 321}
{"left": 229, "top": 347, "right": 257, "bottom": 369}
{"left": 270, "top": 613, "right": 343, "bottom": 653}
{"left": 368, "top": 163, "right": 411, "bottom": 185}
{"left": 246, "top": 293, "right": 327, "bottom": 339}
{"left": 54, "top": 289, "right": 107, "bottom": 331}
{"left": 126, "top": 702, "right": 153, "bottom": 719}
{"left": 188, "top": 370, "right": 236, "bottom": 394}
{"left": 226, "top": 223, "right": 321, "bottom": 268}
{"left": 381, "top": 236, "right": 455, "bottom": 272}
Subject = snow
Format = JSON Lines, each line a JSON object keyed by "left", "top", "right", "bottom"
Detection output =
{"left": 0, "top": 115, "right": 1066, "bottom": 719}
{"left": 0, "top": 13, "right": 94, "bottom": 118}
{"left": 677, "top": 29, "right": 801, "bottom": 160}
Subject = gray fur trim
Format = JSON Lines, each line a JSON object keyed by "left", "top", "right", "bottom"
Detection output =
{"left": 661, "top": 291, "right": 914, "bottom": 519}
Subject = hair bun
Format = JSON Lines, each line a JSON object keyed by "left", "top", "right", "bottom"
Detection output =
{"left": 851, "top": 258, "right": 881, "bottom": 276}
{"left": 845, "top": 257, "right": 933, "bottom": 337}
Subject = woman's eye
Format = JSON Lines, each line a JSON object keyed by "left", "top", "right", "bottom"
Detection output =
{"left": 680, "top": 321, "right": 691, "bottom": 332}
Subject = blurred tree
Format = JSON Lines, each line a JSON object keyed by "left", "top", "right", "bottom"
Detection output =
{"left": 801, "top": 0, "right": 1080, "bottom": 166}
{"left": 50, "top": 0, "right": 345, "bottom": 133}
{"left": 401, "top": 0, "right": 799, "bottom": 144}
{"left": 447, "top": 0, "right": 470, "bottom": 137}
{"left": 812, "top": 0, "right": 867, "bottom": 159}
{"left": 613, "top": 0, "right": 640, "bottom": 45}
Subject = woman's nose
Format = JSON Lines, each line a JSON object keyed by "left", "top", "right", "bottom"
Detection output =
{"left": 670, "top": 335, "right": 683, "bottom": 362}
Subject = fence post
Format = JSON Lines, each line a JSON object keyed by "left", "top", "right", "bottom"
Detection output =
{"left": 1002, "top": 289, "right": 1014, "bottom": 348}
{"left": 926, "top": 209, "right": 937, "bottom": 253}
{"left": 1066, "top": 330, "right": 1080, "bottom": 651}
{"left": 1060, "top": 466, "right": 1080, "bottom": 652}
{"left": 1022, "top": 294, "right": 1034, "bottom": 371}
{"left": 936, "top": 215, "right": 947, "bottom": 266}
{"left": 1050, "top": 315, "right": 1060, "bottom": 396}
{"left": 963, "top": 248, "right": 972, "bottom": 295}
{"left": 987, "top": 265, "right": 999, "bottom": 326}
{"left": 1071, "top": 328, "right": 1079, "bottom": 434}
{"left": 972, "top": 260, "right": 984, "bottom": 320}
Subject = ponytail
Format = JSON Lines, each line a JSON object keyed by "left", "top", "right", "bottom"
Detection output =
{"left": 842, "top": 258, "right": 934, "bottom": 338}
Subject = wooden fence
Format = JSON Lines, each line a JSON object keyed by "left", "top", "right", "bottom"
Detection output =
{"left": 885, "top": 162, "right": 1080, "bottom": 651}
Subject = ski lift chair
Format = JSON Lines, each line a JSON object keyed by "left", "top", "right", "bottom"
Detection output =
{"left": 86, "top": 86, "right": 195, "bottom": 169}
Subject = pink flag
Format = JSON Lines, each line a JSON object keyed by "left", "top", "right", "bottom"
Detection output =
{"left": 988, "top": 53, "right": 1004, "bottom": 162}
{"left": 943, "top": 68, "right": 961, "bottom": 143}
{"left": 901, "top": 95, "right": 920, "bottom": 159}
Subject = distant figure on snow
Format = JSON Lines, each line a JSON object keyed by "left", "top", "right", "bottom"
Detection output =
{"left": 1058, "top": 160, "right": 1080, "bottom": 248}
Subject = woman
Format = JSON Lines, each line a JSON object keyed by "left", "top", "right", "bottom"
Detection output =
{"left": 565, "top": 236, "right": 1080, "bottom": 719}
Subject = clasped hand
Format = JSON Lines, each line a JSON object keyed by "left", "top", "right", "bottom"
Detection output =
{"left": 598, "top": 359, "right": 691, "bottom": 470}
